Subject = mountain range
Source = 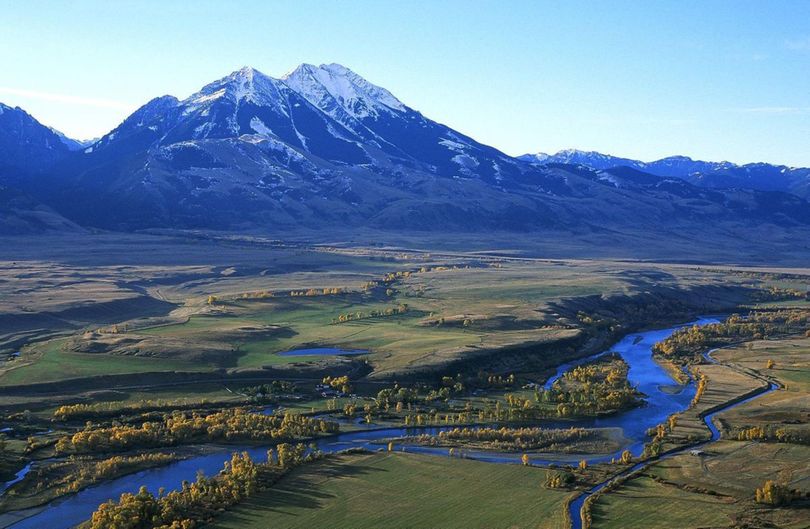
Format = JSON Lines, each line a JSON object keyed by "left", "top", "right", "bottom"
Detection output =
{"left": 519, "top": 150, "right": 810, "bottom": 198}
{"left": 1, "top": 64, "right": 809, "bottom": 254}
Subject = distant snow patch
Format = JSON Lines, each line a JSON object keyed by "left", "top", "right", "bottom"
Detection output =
{"left": 597, "top": 173, "right": 620, "bottom": 188}
{"left": 193, "top": 122, "right": 215, "bottom": 138}
{"left": 452, "top": 154, "right": 478, "bottom": 169}
{"left": 250, "top": 117, "right": 273, "bottom": 136}
{"left": 439, "top": 138, "right": 467, "bottom": 152}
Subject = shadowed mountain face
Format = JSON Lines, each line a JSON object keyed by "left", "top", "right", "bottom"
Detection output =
{"left": 1, "top": 65, "right": 809, "bottom": 241}
{"left": 0, "top": 103, "right": 72, "bottom": 177}
{"left": 0, "top": 185, "right": 82, "bottom": 234}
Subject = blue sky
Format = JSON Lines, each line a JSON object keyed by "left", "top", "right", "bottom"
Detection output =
{"left": 1, "top": 0, "right": 808, "bottom": 165}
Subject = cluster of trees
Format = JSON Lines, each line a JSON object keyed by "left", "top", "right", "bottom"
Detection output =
{"left": 361, "top": 265, "right": 467, "bottom": 294}
{"left": 361, "top": 269, "right": 412, "bottom": 293}
{"left": 322, "top": 375, "right": 352, "bottom": 394}
{"left": 576, "top": 311, "right": 618, "bottom": 331}
{"left": 642, "top": 416, "right": 679, "bottom": 457}
{"left": 385, "top": 270, "right": 413, "bottom": 281}
{"left": 419, "top": 266, "right": 450, "bottom": 273}
{"left": 691, "top": 374, "right": 707, "bottom": 407}
{"left": 241, "top": 381, "right": 297, "bottom": 402}
{"left": 17, "top": 453, "right": 179, "bottom": 499}
{"left": 430, "top": 315, "right": 482, "bottom": 328}
{"left": 53, "top": 400, "right": 218, "bottom": 422}
{"left": 372, "top": 372, "right": 530, "bottom": 426}
{"left": 55, "top": 410, "right": 337, "bottom": 454}
{"left": 653, "top": 310, "right": 810, "bottom": 362}
{"left": 213, "top": 287, "right": 344, "bottom": 304}
{"left": 24, "top": 435, "right": 51, "bottom": 455}
{"left": 731, "top": 425, "right": 809, "bottom": 445}
{"left": 481, "top": 373, "right": 516, "bottom": 388}
{"left": 563, "top": 363, "right": 624, "bottom": 385}
{"left": 375, "top": 377, "right": 467, "bottom": 412}
{"left": 88, "top": 447, "right": 314, "bottom": 529}
{"left": 403, "top": 412, "right": 470, "bottom": 426}
{"left": 755, "top": 479, "right": 803, "bottom": 506}
{"left": 239, "top": 290, "right": 275, "bottom": 299}
{"left": 67, "top": 453, "right": 177, "bottom": 493}
{"left": 535, "top": 358, "right": 642, "bottom": 417}
{"left": 392, "top": 361, "right": 639, "bottom": 426}
{"left": 274, "top": 442, "right": 310, "bottom": 468}
{"left": 376, "top": 373, "right": 519, "bottom": 414}
{"left": 400, "top": 402, "right": 497, "bottom": 426}
{"left": 544, "top": 469, "right": 575, "bottom": 489}
{"left": 362, "top": 280, "right": 386, "bottom": 291}
{"left": 708, "top": 268, "right": 807, "bottom": 283}
{"left": 323, "top": 399, "right": 375, "bottom": 423}
{"left": 375, "top": 386, "right": 421, "bottom": 409}
{"left": 238, "top": 287, "right": 345, "bottom": 300}
{"left": 400, "top": 426, "right": 595, "bottom": 452}
{"left": 289, "top": 287, "right": 343, "bottom": 297}
{"left": 332, "top": 303, "right": 409, "bottom": 324}
{"left": 602, "top": 450, "right": 634, "bottom": 465}
{"left": 95, "top": 323, "right": 130, "bottom": 334}
{"left": 750, "top": 286, "right": 807, "bottom": 302}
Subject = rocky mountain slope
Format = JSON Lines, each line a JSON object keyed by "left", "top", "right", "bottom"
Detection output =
{"left": 0, "top": 103, "right": 73, "bottom": 177}
{"left": 1, "top": 65, "right": 809, "bottom": 244}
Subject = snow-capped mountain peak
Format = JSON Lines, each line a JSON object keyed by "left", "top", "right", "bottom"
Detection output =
{"left": 518, "top": 152, "right": 551, "bottom": 164}
{"left": 283, "top": 63, "right": 406, "bottom": 120}
{"left": 184, "top": 66, "right": 289, "bottom": 112}
{"left": 518, "top": 149, "right": 638, "bottom": 170}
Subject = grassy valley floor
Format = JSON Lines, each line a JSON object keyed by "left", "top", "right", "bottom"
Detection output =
{"left": 210, "top": 452, "right": 572, "bottom": 529}
{"left": 1, "top": 237, "right": 809, "bottom": 529}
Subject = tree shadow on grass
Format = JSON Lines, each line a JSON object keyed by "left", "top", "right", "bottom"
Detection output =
{"left": 230, "top": 458, "right": 388, "bottom": 519}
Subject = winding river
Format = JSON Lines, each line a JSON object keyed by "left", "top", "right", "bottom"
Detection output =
{"left": 565, "top": 340, "right": 778, "bottom": 529}
{"left": 4, "top": 316, "right": 775, "bottom": 529}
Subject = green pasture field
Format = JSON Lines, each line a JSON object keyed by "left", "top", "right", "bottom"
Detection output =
{"left": 211, "top": 451, "right": 572, "bottom": 529}
{"left": 590, "top": 475, "right": 738, "bottom": 529}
